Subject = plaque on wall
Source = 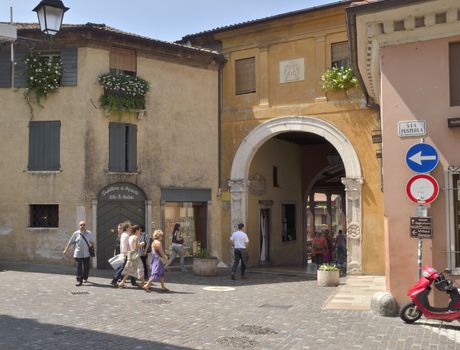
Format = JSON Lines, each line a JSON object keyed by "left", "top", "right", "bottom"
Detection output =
{"left": 279, "top": 58, "right": 305, "bottom": 83}
{"left": 248, "top": 173, "right": 267, "bottom": 196}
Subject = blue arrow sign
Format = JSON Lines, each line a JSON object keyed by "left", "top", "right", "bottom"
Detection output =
{"left": 405, "top": 143, "right": 439, "bottom": 173}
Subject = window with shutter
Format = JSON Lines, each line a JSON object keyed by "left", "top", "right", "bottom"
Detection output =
{"left": 450, "top": 42, "right": 460, "bottom": 106}
{"left": 235, "top": 57, "right": 256, "bottom": 95}
{"left": 110, "top": 47, "right": 136, "bottom": 76}
{"left": 331, "top": 42, "right": 350, "bottom": 68}
{"left": 28, "top": 121, "right": 61, "bottom": 171}
{"left": 109, "top": 122, "right": 137, "bottom": 172}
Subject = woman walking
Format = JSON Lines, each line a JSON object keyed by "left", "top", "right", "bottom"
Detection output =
{"left": 165, "top": 223, "right": 187, "bottom": 272}
{"left": 143, "top": 229, "right": 169, "bottom": 292}
{"left": 138, "top": 225, "right": 151, "bottom": 280}
{"left": 118, "top": 225, "right": 144, "bottom": 288}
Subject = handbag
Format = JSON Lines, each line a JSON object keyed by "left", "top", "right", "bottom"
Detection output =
{"left": 80, "top": 233, "right": 95, "bottom": 257}
{"left": 108, "top": 254, "right": 124, "bottom": 270}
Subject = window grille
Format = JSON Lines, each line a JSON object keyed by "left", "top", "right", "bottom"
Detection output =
{"left": 30, "top": 204, "right": 59, "bottom": 227}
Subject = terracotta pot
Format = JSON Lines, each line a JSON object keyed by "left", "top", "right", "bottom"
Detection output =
{"left": 192, "top": 257, "right": 218, "bottom": 276}
{"left": 317, "top": 270, "right": 340, "bottom": 287}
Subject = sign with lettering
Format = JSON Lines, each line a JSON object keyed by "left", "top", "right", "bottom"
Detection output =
{"left": 398, "top": 120, "right": 426, "bottom": 137}
{"left": 410, "top": 217, "right": 432, "bottom": 239}
{"left": 279, "top": 58, "right": 305, "bottom": 83}
{"left": 99, "top": 183, "right": 144, "bottom": 201}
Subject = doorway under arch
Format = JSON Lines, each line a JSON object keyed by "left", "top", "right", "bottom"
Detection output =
{"left": 229, "top": 116, "right": 364, "bottom": 274}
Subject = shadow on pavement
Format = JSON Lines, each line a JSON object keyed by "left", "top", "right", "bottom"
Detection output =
{"left": 416, "top": 319, "right": 460, "bottom": 331}
{"left": 0, "top": 315, "right": 194, "bottom": 350}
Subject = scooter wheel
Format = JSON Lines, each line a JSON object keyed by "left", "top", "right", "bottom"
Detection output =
{"left": 400, "top": 302, "right": 422, "bottom": 323}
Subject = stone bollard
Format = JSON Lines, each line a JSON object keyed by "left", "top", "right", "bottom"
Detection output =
{"left": 371, "top": 291, "right": 398, "bottom": 317}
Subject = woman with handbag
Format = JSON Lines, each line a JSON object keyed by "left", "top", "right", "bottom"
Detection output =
{"left": 164, "top": 223, "right": 187, "bottom": 272}
{"left": 118, "top": 225, "right": 144, "bottom": 288}
{"left": 138, "top": 225, "right": 152, "bottom": 280}
{"left": 63, "top": 221, "right": 96, "bottom": 286}
{"left": 143, "top": 229, "right": 169, "bottom": 292}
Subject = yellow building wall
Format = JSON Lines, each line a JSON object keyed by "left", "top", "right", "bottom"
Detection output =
{"left": 248, "top": 138, "right": 303, "bottom": 266}
{"left": 216, "top": 4, "right": 384, "bottom": 274}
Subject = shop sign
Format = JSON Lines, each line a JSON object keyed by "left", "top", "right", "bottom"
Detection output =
{"left": 100, "top": 183, "right": 144, "bottom": 201}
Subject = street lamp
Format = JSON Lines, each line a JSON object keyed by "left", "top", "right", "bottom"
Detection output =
{"left": 33, "top": 0, "right": 69, "bottom": 36}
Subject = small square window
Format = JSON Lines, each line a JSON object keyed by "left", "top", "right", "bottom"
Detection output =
{"left": 30, "top": 204, "right": 59, "bottom": 227}
{"left": 110, "top": 47, "right": 137, "bottom": 76}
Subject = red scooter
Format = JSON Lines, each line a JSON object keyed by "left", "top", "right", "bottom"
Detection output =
{"left": 400, "top": 265, "right": 460, "bottom": 323}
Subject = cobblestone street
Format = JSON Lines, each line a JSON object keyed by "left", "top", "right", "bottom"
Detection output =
{"left": 0, "top": 261, "right": 459, "bottom": 350}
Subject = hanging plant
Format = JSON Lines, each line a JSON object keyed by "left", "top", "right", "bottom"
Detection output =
{"left": 25, "top": 52, "right": 63, "bottom": 103}
{"left": 98, "top": 72, "right": 150, "bottom": 112}
{"left": 321, "top": 65, "right": 358, "bottom": 93}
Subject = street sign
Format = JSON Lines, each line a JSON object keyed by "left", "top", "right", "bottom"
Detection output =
{"left": 406, "top": 174, "right": 439, "bottom": 204}
{"left": 398, "top": 120, "right": 426, "bottom": 137}
{"left": 405, "top": 143, "right": 439, "bottom": 173}
{"left": 410, "top": 217, "right": 432, "bottom": 239}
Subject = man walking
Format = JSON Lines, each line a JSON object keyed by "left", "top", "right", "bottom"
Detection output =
{"left": 230, "top": 223, "right": 249, "bottom": 280}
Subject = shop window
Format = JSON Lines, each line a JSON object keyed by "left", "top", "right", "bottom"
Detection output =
{"left": 281, "top": 203, "right": 296, "bottom": 242}
{"left": 331, "top": 41, "right": 350, "bottom": 68}
{"left": 28, "top": 121, "right": 61, "bottom": 171}
{"left": 235, "top": 57, "right": 256, "bottom": 95}
{"left": 449, "top": 42, "right": 460, "bottom": 106}
{"left": 110, "top": 47, "right": 136, "bottom": 76}
{"left": 108, "top": 122, "right": 137, "bottom": 172}
{"left": 164, "top": 202, "right": 207, "bottom": 257}
{"left": 30, "top": 204, "right": 59, "bottom": 227}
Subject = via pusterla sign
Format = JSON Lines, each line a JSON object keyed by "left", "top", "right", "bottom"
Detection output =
{"left": 99, "top": 183, "right": 145, "bottom": 201}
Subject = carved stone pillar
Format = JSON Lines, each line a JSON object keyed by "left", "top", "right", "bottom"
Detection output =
{"left": 229, "top": 179, "right": 246, "bottom": 231}
{"left": 341, "top": 177, "right": 364, "bottom": 274}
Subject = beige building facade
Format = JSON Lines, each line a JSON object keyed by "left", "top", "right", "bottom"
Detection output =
{"left": 0, "top": 24, "right": 223, "bottom": 268}
{"left": 183, "top": 1, "right": 385, "bottom": 274}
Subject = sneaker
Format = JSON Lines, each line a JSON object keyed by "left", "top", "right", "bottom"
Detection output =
{"left": 75, "top": 282, "right": 82, "bottom": 287}
{"left": 231, "top": 273, "right": 236, "bottom": 280}
{"left": 110, "top": 281, "right": 118, "bottom": 287}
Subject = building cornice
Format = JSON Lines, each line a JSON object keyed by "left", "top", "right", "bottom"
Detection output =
{"left": 348, "top": 0, "right": 460, "bottom": 105}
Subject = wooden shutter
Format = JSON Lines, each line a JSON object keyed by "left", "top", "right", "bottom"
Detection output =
{"left": 331, "top": 42, "right": 350, "bottom": 67}
{"left": 450, "top": 42, "right": 460, "bottom": 106}
{"left": 109, "top": 122, "right": 127, "bottom": 172}
{"left": 0, "top": 46, "right": 12, "bottom": 88}
{"left": 14, "top": 47, "right": 28, "bottom": 88}
{"left": 127, "top": 124, "right": 137, "bottom": 172}
{"left": 28, "top": 121, "right": 60, "bottom": 170}
{"left": 110, "top": 47, "right": 136, "bottom": 74}
{"left": 235, "top": 57, "right": 256, "bottom": 95}
{"left": 61, "top": 47, "right": 78, "bottom": 86}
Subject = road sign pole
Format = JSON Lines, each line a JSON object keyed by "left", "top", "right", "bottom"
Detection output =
{"left": 418, "top": 239, "right": 422, "bottom": 278}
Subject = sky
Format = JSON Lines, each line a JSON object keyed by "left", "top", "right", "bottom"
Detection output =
{"left": 2, "top": 0, "right": 341, "bottom": 42}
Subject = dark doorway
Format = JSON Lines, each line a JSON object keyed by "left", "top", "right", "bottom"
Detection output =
{"left": 97, "top": 183, "right": 146, "bottom": 269}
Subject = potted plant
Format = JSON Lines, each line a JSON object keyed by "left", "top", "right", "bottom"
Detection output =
{"left": 317, "top": 264, "right": 340, "bottom": 287}
{"left": 192, "top": 248, "right": 218, "bottom": 276}
{"left": 98, "top": 72, "right": 150, "bottom": 117}
{"left": 321, "top": 65, "right": 359, "bottom": 100}
{"left": 24, "top": 52, "right": 63, "bottom": 109}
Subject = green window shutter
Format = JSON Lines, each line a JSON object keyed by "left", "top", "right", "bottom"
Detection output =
{"left": 109, "top": 122, "right": 127, "bottom": 172}
{"left": 28, "top": 121, "right": 61, "bottom": 170}
{"left": 14, "top": 47, "right": 28, "bottom": 88}
{"left": 0, "top": 46, "right": 12, "bottom": 88}
{"left": 60, "top": 47, "right": 78, "bottom": 86}
{"left": 127, "top": 124, "right": 137, "bottom": 172}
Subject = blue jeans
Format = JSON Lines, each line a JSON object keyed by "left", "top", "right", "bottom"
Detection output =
{"left": 232, "top": 249, "right": 248, "bottom": 276}
{"left": 75, "top": 257, "right": 90, "bottom": 283}
{"left": 167, "top": 244, "right": 186, "bottom": 271}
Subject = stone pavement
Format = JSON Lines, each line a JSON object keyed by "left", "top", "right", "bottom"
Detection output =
{"left": 0, "top": 261, "right": 459, "bottom": 350}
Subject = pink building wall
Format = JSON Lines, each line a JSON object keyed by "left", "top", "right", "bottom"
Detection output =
{"left": 381, "top": 35, "right": 460, "bottom": 304}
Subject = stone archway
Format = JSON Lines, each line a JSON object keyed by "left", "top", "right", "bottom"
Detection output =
{"left": 229, "top": 116, "right": 364, "bottom": 274}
